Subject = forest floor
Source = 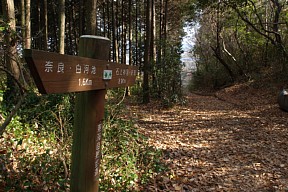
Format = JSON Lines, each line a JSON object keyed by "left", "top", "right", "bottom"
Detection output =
{"left": 129, "top": 83, "right": 288, "bottom": 192}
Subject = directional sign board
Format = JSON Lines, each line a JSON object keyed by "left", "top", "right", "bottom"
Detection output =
{"left": 24, "top": 49, "right": 138, "bottom": 94}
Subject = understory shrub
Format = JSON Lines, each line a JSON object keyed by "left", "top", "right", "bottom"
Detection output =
{"left": 0, "top": 90, "right": 164, "bottom": 191}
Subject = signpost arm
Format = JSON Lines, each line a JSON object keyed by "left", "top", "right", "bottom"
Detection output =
{"left": 71, "top": 35, "right": 110, "bottom": 192}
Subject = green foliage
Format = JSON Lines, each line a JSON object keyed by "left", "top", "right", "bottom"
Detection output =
{"left": 189, "top": 0, "right": 288, "bottom": 90}
{"left": 0, "top": 114, "right": 70, "bottom": 191}
{"left": 152, "top": 40, "right": 184, "bottom": 107}
{"left": 100, "top": 117, "right": 164, "bottom": 191}
{"left": 0, "top": 89, "right": 164, "bottom": 191}
{"left": 18, "top": 92, "right": 75, "bottom": 140}
{"left": 0, "top": 92, "right": 73, "bottom": 191}
{"left": 99, "top": 92, "right": 165, "bottom": 191}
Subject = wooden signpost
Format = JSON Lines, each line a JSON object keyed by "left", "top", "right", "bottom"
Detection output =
{"left": 24, "top": 35, "right": 138, "bottom": 192}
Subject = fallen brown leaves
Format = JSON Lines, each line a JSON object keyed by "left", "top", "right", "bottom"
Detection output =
{"left": 129, "top": 84, "right": 288, "bottom": 191}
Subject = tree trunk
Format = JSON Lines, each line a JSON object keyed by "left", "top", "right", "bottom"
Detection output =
{"left": 213, "top": 0, "right": 235, "bottom": 82}
{"left": 52, "top": 2, "right": 58, "bottom": 51}
{"left": 128, "top": 0, "right": 133, "bottom": 66}
{"left": 43, "top": 0, "right": 48, "bottom": 50}
{"left": 135, "top": 0, "right": 139, "bottom": 66}
{"left": 21, "top": 0, "right": 25, "bottom": 47}
{"left": 79, "top": 0, "right": 84, "bottom": 36}
{"left": 25, "top": 0, "right": 31, "bottom": 49}
{"left": 85, "top": 0, "right": 97, "bottom": 35}
{"left": 151, "top": 0, "right": 157, "bottom": 90}
{"left": 162, "top": 0, "right": 168, "bottom": 58}
{"left": 143, "top": 0, "right": 152, "bottom": 104}
{"left": 112, "top": 0, "right": 119, "bottom": 62}
{"left": 102, "top": 2, "right": 107, "bottom": 37}
{"left": 36, "top": 0, "right": 41, "bottom": 49}
{"left": 59, "top": 0, "right": 65, "bottom": 54}
{"left": 2, "top": 0, "right": 20, "bottom": 105}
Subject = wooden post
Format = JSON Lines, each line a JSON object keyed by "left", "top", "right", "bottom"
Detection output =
{"left": 24, "top": 35, "right": 138, "bottom": 192}
{"left": 71, "top": 35, "right": 110, "bottom": 192}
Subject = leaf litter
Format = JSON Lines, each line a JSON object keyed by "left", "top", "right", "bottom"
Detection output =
{"left": 129, "top": 84, "right": 288, "bottom": 191}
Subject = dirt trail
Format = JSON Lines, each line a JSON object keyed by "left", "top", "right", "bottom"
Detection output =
{"left": 131, "top": 86, "right": 288, "bottom": 191}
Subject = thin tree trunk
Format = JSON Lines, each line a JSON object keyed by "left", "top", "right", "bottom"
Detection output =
{"left": 36, "top": 0, "right": 41, "bottom": 49}
{"left": 79, "top": 1, "right": 84, "bottom": 36}
{"left": 52, "top": 2, "right": 58, "bottom": 51}
{"left": 135, "top": 0, "right": 139, "bottom": 66}
{"left": 121, "top": 0, "right": 125, "bottom": 64}
{"left": 59, "top": 0, "right": 65, "bottom": 54}
{"left": 112, "top": 0, "right": 119, "bottom": 62}
{"left": 103, "top": 2, "right": 107, "bottom": 37}
{"left": 161, "top": 0, "right": 168, "bottom": 59}
{"left": 151, "top": 0, "right": 157, "bottom": 90}
{"left": 128, "top": 0, "right": 133, "bottom": 66}
{"left": 43, "top": 0, "right": 48, "bottom": 50}
{"left": 213, "top": 0, "right": 235, "bottom": 81}
{"left": 143, "top": 0, "right": 152, "bottom": 104}
{"left": 67, "top": 1, "right": 73, "bottom": 55}
{"left": 25, "top": 0, "right": 31, "bottom": 49}
{"left": 21, "top": 0, "right": 25, "bottom": 47}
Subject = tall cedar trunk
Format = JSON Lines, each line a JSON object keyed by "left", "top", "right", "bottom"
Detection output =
{"left": 116, "top": 0, "right": 121, "bottom": 63}
{"left": 85, "top": 0, "right": 97, "bottom": 35}
{"left": 143, "top": 0, "right": 152, "bottom": 104}
{"left": 128, "top": 0, "right": 133, "bottom": 66}
{"left": 106, "top": 1, "right": 111, "bottom": 60}
{"left": 36, "top": 0, "right": 41, "bottom": 49}
{"left": 52, "top": 2, "right": 58, "bottom": 51}
{"left": 72, "top": 1, "right": 78, "bottom": 52}
{"left": 112, "top": 0, "right": 119, "bottom": 62}
{"left": 2, "top": 0, "right": 20, "bottom": 105}
{"left": 59, "top": 0, "right": 65, "bottom": 54}
{"left": 152, "top": 0, "right": 156, "bottom": 62}
{"left": 67, "top": 1, "right": 73, "bottom": 55}
{"left": 106, "top": 2, "right": 110, "bottom": 39}
{"left": 79, "top": 1, "right": 84, "bottom": 36}
{"left": 121, "top": 0, "right": 125, "bottom": 64}
{"left": 121, "top": 25, "right": 127, "bottom": 64}
{"left": 21, "top": 0, "right": 25, "bottom": 47}
{"left": 43, "top": 0, "right": 48, "bottom": 50}
{"left": 158, "top": 0, "right": 163, "bottom": 66}
{"left": 102, "top": 2, "right": 106, "bottom": 37}
{"left": 163, "top": 0, "right": 168, "bottom": 58}
{"left": 151, "top": 0, "right": 156, "bottom": 90}
{"left": 135, "top": 0, "right": 139, "bottom": 66}
{"left": 25, "top": 0, "right": 31, "bottom": 49}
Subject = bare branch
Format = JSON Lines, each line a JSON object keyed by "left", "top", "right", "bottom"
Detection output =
{"left": 0, "top": 92, "right": 27, "bottom": 136}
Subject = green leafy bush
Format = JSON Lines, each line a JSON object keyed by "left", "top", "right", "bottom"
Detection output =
{"left": 100, "top": 109, "right": 164, "bottom": 191}
{"left": 0, "top": 90, "right": 164, "bottom": 191}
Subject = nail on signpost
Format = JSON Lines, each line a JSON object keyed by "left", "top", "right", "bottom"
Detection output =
{"left": 24, "top": 35, "right": 138, "bottom": 192}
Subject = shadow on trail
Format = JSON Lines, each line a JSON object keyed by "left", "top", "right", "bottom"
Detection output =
{"left": 137, "top": 94, "right": 288, "bottom": 191}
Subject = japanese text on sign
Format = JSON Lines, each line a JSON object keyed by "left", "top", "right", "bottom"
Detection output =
{"left": 116, "top": 68, "right": 137, "bottom": 85}
{"left": 45, "top": 61, "right": 98, "bottom": 75}
{"left": 94, "top": 124, "right": 102, "bottom": 177}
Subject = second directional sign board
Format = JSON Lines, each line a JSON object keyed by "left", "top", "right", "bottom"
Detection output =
{"left": 24, "top": 49, "right": 138, "bottom": 94}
